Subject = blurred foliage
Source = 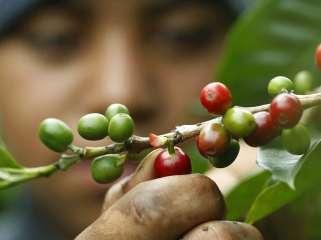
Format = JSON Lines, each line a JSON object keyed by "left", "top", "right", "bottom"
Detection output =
{"left": 217, "top": 0, "right": 321, "bottom": 106}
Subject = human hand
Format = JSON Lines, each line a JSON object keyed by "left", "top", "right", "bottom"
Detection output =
{"left": 76, "top": 149, "right": 263, "bottom": 240}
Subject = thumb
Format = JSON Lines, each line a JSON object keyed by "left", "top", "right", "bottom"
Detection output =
{"left": 182, "top": 221, "right": 263, "bottom": 240}
{"left": 103, "top": 148, "right": 163, "bottom": 210}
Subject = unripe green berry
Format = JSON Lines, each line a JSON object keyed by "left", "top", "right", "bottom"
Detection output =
{"left": 268, "top": 76, "right": 294, "bottom": 96}
{"left": 294, "top": 70, "right": 314, "bottom": 94}
{"left": 38, "top": 118, "right": 73, "bottom": 152}
{"left": 77, "top": 113, "right": 109, "bottom": 140}
{"left": 282, "top": 124, "right": 311, "bottom": 155}
{"left": 223, "top": 107, "right": 256, "bottom": 138}
{"left": 105, "top": 103, "right": 129, "bottom": 121}
{"left": 209, "top": 139, "right": 240, "bottom": 168}
{"left": 108, "top": 113, "right": 134, "bottom": 142}
{"left": 91, "top": 154, "right": 124, "bottom": 183}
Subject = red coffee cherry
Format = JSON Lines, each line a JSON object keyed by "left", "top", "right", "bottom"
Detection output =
{"left": 315, "top": 43, "right": 321, "bottom": 70}
{"left": 197, "top": 123, "right": 230, "bottom": 157}
{"left": 154, "top": 147, "right": 191, "bottom": 178}
{"left": 244, "top": 111, "right": 280, "bottom": 147}
{"left": 269, "top": 93, "right": 302, "bottom": 129}
{"left": 200, "top": 82, "right": 232, "bottom": 115}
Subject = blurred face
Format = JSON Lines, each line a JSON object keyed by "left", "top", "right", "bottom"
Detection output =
{"left": 0, "top": 0, "right": 231, "bottom": 237}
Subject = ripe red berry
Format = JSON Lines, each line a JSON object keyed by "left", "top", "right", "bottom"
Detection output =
{"left": 315, "top": 43, "right": 321, "bottom": 69}
{"left": 269, "top": 93, "right": 302, "bottom": 129}
{"left": 200, "top": 82, "right": 232, "bottom": 115}
{"left": 154, "top": 147, "right": 191, "bottom": 178}
{"left": 244, "top": 111, "right": 280, "bottom": 147}
{"left": 197, "top": 123, "right": 230, "bottom": 157}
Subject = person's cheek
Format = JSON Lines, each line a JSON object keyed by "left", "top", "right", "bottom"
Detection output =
{"left": 153, "top": 46, "right": 223, "bottom": 127}
{"left": 0, "top": 41, "right": 85, "bottom": 166}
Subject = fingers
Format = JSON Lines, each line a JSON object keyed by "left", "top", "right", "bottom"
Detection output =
{"left": 76, "top": 174, "right": 225, "bottom": 240}
{"left": 103, "top": 149, "right": 163, "bottom": 210}
{"left": 182, "top": 221, "right": 263, "bottom": 240}
{"left": 124, "top": 148, "right": 163, "bottom": 191}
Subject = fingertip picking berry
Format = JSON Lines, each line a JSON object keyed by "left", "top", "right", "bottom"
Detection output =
{"left": 77, "top": 113, "right": 109, "bottom": 140}
{"left": 244, "top": 111, "right": 280, "bottom": 147}
{"left": 269, "top": 93, "right": 302, "bottom": 129}
{"left": 154, "top": 147, "right": 191, "bottom": 178}
{"left": 200, "top": 82, "right": 232, "bottom": 115}
{"left": 209, "top": 139, "right": 240, "bottom": 168}
{"left": 197, "top": 123, "right": 230, "bottom": 157}
{"left": 38, "top": 118, "right": 73, "bottom": 152}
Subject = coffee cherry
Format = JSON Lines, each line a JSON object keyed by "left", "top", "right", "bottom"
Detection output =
{"left": 223, "top": 107, "right": 256, "bottom": 138}
{"left": 315, "top": 43, "right": 321, "bottom": 69}
{"left": 282, "top": 124, "right": 311, "bottom": 155}
{"left": 197, "top": 123, "right": 230, "bottom": 157}
{"left": 209, "top": 139, "right": 240, "bottom": 168}
{"left": 77, "top": 113, "right": 109, "bottom": 140}
{"left": 154, "top": 147, "right": 191, "bottom": 178}
{"left": 294, "top": 70, "right": 314, "bottom": 94}
{"left": 108, "top": 113, "right": 134, "bottom": 142}
{"left": 38, "top": 118, "right": 73, "bottom": 152}
{"left": 269, "top": 93, "right": 302, "bottom": 129}
{"left": 244, "top": 111, "right": 280, "bottom": 147}
{"left": 91, "top": 154, "right": 124, "bottom": 183}
{"left": 200, "top": 82, "right": 232, "bottom": 115}
{"left": 267, "top": 76, "right": 294, "bottom": 96}
{"left": 105, "top": 103, "right": 129, "bottom": 121}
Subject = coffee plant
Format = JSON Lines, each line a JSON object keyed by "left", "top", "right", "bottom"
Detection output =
{"left": 1, "top": 0, "right": 321, "bottom": 231}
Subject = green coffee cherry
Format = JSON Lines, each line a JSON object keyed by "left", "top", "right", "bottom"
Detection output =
{"left": 38, "top": 118, "right": 73, "bottom": 152}
{"left": 77, "top": 113, "right": 109, "bottom": 140}
{"left": 105, "top": 103, "right": 129, "bottom": 121}
{"left": 268, "top": 76, "right": 294, "bottom": 96}
{"left": 294, "top": 70, "right": 314, "bottom": 94}
{"left": 209, "top": 139, "right": 240, "bottom": 168}
{"left": 108, "top": 113, "right": 134, "bottom": 142}
{"left": 282, "top": 124, "right": 311, "bottom": 155}
{"left": 91, "top": 154, "right": 124, "bottom": 183}
{"left": 223, "top": 107, "right": 256, "bottom": 138}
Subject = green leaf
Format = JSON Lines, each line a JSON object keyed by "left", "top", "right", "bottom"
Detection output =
{"left": 0, "top": 145, "right": 21, "bottom": 169}
{"left": 245, "top": 139, "right": 321, "bottom": 224}
{"left": 257, "top": 131, "right": 320, "bottom": 188}
{"left": 217, "top": 0, "right": 321, "bottom": 106}
{"left": 225, "top": 171, "right": 271, "bottom": 220}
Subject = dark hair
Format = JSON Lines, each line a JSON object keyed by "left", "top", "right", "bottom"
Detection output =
{"left": 0, "top": 0, "right": 245, "bottom": 38}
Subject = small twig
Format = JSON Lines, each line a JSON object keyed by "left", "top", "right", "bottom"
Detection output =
{"left": 1, "top": 92, "right": 320, "bottom": 189}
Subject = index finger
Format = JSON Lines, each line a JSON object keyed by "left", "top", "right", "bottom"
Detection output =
{"left": 103, "top": 148, "right": 163, "bottom": 210}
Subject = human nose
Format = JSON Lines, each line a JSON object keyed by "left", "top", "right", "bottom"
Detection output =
{"left": 84, "top": 29, "right": 158, "bottom": 125}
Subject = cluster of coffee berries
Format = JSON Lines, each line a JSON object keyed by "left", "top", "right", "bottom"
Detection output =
{"left": 38, "top": 103, "right": 134, "bottom": 183}
{"left": 267, "top": 76, "right": 310, "bottom": 155}
{"left": 198, "top": 77, "right": 312, "bottom": 168}
{"left": 198, "top": 82, "right": 241, "bottom": 168}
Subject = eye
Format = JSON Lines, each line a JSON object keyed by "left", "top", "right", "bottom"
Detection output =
{"left": 154, "top": 23, "right": 216, "bottom": 51}
{"left": 21, "top": 30, "right": 82, "bottom": 55}
{"left": 15, "top": 7, "right": 87, "bottom": 61}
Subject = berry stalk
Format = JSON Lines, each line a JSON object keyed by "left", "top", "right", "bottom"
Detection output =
{"left": 1, "top": 92, "right": 321, "bottom": 189}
